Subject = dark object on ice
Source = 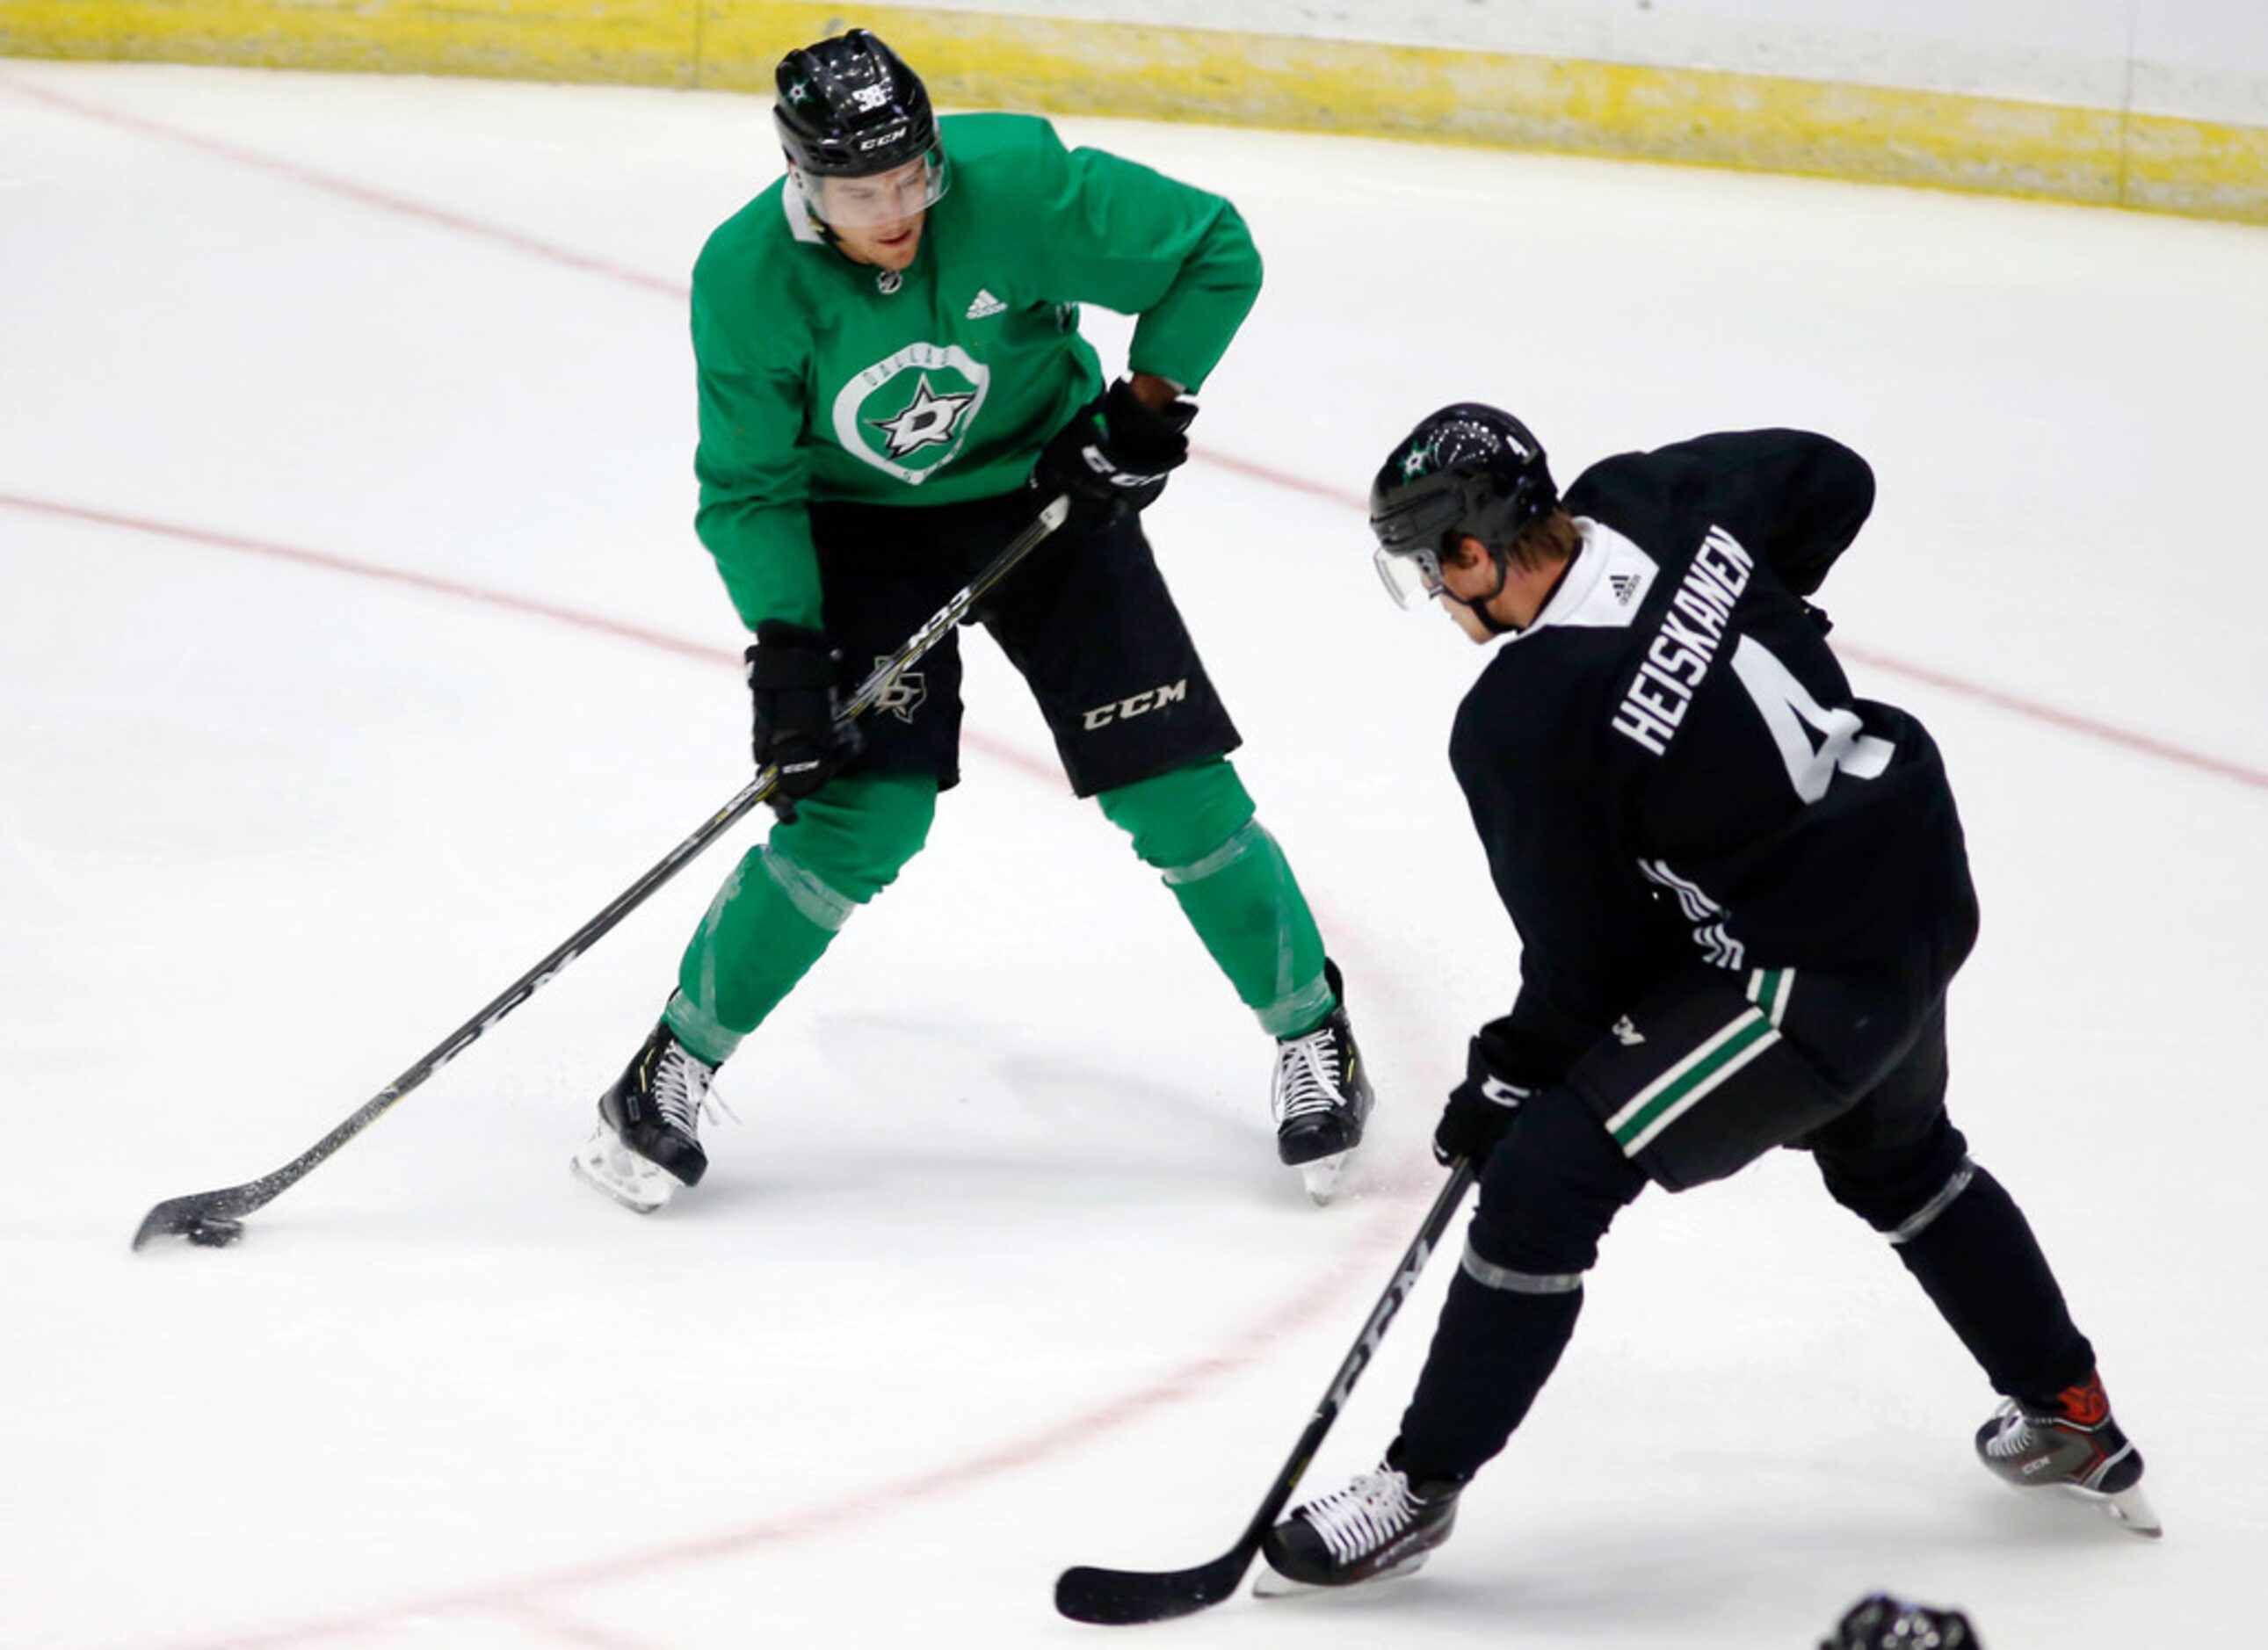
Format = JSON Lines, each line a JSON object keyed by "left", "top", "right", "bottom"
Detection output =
{"left": 183, "top": 1215, "right": 243, "bottom": 1248}
{"left": 1822, "top": 1593, "right": 1980, "bottom": 1650}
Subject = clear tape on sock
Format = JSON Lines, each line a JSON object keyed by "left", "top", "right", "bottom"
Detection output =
{"left": 762, "top": 843, "right": 858, "bottom": 932}
{"left": 1460, "top": 1240, "right": 1585, "bottom": 1295}
{"left": 1159, "top": 818, "right": 1261, "bottom": 887}
{"left": 1262, "top": 971, "right": 1336, "bottom": 1040}
{"left": 1888, "top": 1156, "right": 1976, "bottom": 1246}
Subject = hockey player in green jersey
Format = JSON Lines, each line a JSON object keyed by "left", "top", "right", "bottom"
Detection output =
{"left": 571, "top": 29, "right": 1373, "bottom": 1212}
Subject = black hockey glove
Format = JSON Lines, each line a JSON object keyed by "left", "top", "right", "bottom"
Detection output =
{"left": 1433, "top": 1040, "right": 1537, "bottom": 1168}
{"left": 1032, "top": 377, "right": 1195, "bottom": 518}
{"left": 747, "top": 619, "right": 862, "bottom": 821}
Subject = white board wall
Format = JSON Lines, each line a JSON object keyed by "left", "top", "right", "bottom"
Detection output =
{"left": 901, "top": 0, "right": 2268, "bottom": 123}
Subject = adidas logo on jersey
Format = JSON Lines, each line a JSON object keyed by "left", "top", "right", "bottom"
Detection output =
{"left": 1610, "top": 572, "right": 1642, "bottom": 604}
{"left": 966, "top": 289, "right": 1006, "bottom": 319}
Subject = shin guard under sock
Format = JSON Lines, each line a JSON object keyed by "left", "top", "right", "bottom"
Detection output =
{"left": 1891, "top": 1162, "right": 2097, "bottom": 1400}
{"left": 1392, "top": 1263, "right": 1584, "bottom": 1484}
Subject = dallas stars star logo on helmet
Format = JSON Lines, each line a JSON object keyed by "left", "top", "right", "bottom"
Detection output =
{"left": 1399, "top": 442, "right": 1436, "bottom": 481}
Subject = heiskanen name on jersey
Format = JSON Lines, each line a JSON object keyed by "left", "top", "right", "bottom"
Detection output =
{"left": 1612, "top": 525, "right": 1753, "bottom": 756}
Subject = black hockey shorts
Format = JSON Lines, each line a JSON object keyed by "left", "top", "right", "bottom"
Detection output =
{"left": 808, "top": 492, "right": 1240, "bottom": 798}
{"left": 1563, "top": 961, "right": 1953, "bottom": 1193}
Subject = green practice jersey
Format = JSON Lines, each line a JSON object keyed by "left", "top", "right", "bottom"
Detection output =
{"left": 689, "top": 112, "right": 1263, "bottom": 629}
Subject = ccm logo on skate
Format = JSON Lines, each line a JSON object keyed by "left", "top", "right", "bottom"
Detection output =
{"left": 1082, "top": 679, "right": 1187, "bottom": 730}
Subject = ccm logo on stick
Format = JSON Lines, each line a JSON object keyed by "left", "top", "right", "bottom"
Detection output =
{"left": 1083, "top": 679, "right": 1187, "bottom": 730}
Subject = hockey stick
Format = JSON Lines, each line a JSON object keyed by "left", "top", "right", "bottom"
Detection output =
{"left": 1054, "top": 1156, "right": 1479, "bottom": 1625}
{"left": 131, "top": 495, "right": 1073, "bottom": 1251}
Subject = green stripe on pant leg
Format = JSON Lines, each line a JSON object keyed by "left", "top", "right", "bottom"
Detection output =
{"left": 1746, "top": 966, "right": 1791, "bottom": 1024}
{"left": 1610, "top": 1014, "right": 1779, "bottom": 1148}
{"left": 1097, "top": 759, "right": 1330, "bottom": 1039}
{"left": 665, "top": 773, "right": 937, "bottom": 1065}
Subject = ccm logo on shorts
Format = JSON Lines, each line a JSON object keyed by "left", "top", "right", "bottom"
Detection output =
{"left": 1083, "top": 679, "right": 1188, "bottom": 730}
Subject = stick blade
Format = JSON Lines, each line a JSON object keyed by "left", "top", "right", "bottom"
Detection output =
{"left": 1054, "top": 1548, "right": 1254, "bottom": 1625}
{"left": 131, "top": 1189, "right": 257, "bottom": 1251}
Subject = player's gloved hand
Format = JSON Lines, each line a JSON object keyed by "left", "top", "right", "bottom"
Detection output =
{"left": 1032, "top": 376, "right": 1195, "bottom": 517}
{"left": 747, "top": 619, "right": 862, "bottom": 822}
{"left": 1433, "top": 1042, "right": 1537, "bottom": 1167}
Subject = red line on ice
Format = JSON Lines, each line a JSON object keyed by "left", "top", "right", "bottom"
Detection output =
{"left": 0, "top": 75, "right": 684, "bottom": 297}
{"left": 1, "top": 496, "right": 1429, "bottom": 1650}
{"left": 145, "top": 1198, "right": 1419, "bottom": 1650}
{"left": 12, "top": 75, "right": 2259, "bottom": 1641}
{"left": 8, "top": 75, "right": 2259, "bottom": 794}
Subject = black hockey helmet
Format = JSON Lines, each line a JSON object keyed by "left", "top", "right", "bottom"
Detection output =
{"left": 775, "top": 29, "right": 942, "bottom": 178}
{"left": 1369, "top": 403, "right": 1557, "bottom": 607}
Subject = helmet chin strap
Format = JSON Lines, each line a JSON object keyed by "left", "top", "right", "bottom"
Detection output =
{"left": 1445, "top": 535, "right": 1581, "bottom": 637}
{"left": 1445, "top": 546, "right": 1520, "bottom": 635}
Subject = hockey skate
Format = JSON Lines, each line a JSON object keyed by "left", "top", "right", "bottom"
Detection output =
{"left": 1257, "top": 1461, "right": 1462, "bottom": 1594}
{"left": 1272, "top": 961, "right": 1373, "bottom": 1204}
{"left": 1975, "top": 1372, "right": 2160, "bottom": 1538}
{"left": 571, "top": 1023, "right": 715, "bottom": 1214}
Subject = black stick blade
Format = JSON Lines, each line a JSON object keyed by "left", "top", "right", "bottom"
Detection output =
{"left": 132, "top": 1188, "right": 260, "bottom": 1251}
{"left": 1054, "top": 1547, "right": 1257, "bottom": 1625}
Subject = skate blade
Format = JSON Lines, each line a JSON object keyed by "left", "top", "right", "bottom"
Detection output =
{"left": 1298, "top": 1148, "right": 1357, "bottom": 1206}
{"left": 1252, "top": 1551, "right": 1429, "bottom": 1598}
{"left": 570, "top": 1125, "right": 678, "bottom": 1214}
{"left": 2064, "top": 1481, "right": 2163, "bottom": 1539}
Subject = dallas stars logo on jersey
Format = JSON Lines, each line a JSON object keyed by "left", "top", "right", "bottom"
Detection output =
{"left": 831, "top": 343, "right": 992, "bottom": 485}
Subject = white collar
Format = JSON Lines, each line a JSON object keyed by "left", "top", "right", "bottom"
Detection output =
{"left": 1506, "top": 517, "right": 1658, "bottom": 640}
{"left": 780, "top": 175, "right": 826, "bottom": 245}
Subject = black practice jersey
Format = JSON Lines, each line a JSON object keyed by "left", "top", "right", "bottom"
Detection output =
{"left": 1452, "top": 430, "right": 1978, "bottom": 1087}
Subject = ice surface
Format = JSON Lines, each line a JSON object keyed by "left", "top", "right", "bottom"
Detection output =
{"left": 3, "top": 59, "right": 2263, "bottom": 1650}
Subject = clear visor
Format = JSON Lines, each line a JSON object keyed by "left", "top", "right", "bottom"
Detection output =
{"left": 802, "top": 148, "right": 950, "bottom": 228}
{"left": 1373, "top": 543, "right": 1446, "bottom": 609}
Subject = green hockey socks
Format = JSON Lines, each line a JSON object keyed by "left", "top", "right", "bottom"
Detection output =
{"left": 662, "top": 758, "right": 1329, "bottom": 1067}
{"left": 1097, "top": 759, "right": 1333, "bottom": 1038}
{"left": 664, "top": 774, "right": 937, "bottom": 1064}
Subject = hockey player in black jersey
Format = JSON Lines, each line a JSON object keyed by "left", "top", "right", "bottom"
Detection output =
{"left": 1262, "top": 404, "right": 2155, "bottom": 1591}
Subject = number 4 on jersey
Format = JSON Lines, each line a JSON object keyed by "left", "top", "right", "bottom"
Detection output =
{"left": 1729, "top": 636, "right": 1894, "bottom": 802}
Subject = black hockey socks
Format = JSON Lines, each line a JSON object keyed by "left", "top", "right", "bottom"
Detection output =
{"left": 1392, "top": 1265, "right": 1583, "bottom": 1484}
{"left": 1892, "top": 1162, "right": 2096, "bottom": 1401}
{"left": 1392, "top": 1089, "right": 1644, "bottom": 1481}
{"left": 1820, "top": 1121, "right": 2095, "bottom": 1400}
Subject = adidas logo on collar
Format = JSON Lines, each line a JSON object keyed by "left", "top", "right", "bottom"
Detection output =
{"left": 966, "top": 288, "right": 1006, "bottom": 319}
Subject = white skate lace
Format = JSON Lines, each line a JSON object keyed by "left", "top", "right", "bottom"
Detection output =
{"left": 1982, "top": 1400, "right": 2036, "bottom": 1459}
{"left": 1300, "top": 1467, "right": 1420, "bottom": 1566}
{"left": 652, "top": 1045, "right": 715, "bottom": 1140}
{"left": 1272, "top": 1023, "right": 1347, "bottom": 1125}
{"left": 1983, "top": 1397, "right": 2082, "bottom": 1465}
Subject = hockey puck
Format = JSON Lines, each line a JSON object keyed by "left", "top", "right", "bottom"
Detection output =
{"left": 185, "top": 1217, "right": 244, "bottom": 1248}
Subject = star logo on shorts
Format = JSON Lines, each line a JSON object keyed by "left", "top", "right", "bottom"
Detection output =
{"left": 868, "top": 373, "right": 976, "bottom": 459}
{"left": 873, "top": 660, "right": 927, "bottom": 722}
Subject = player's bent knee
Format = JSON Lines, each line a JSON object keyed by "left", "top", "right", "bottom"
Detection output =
{"left": 1469, "top": 1089, "right": 1648, "bottom": 1278}
{"left": 1815, "top": 1112, "right": 1974, "bottom": 1239}
{"left": 767, "top": 773, "right": 938, "bottom": 906}
{"left": 1095, "top": 757, "right": 1256, "bottom": 870}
